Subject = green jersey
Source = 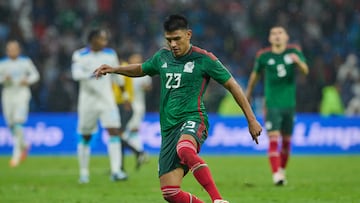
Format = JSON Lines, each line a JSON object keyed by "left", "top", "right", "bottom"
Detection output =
{"left": 253, "top": 44, "right": 306, "bottom": 108}
{"left": 142, "top": 45, "right": 231, "bottom": 134}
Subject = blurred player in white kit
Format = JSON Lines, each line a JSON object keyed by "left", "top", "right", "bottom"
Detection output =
{"left": 0, "top": 40, "right": 40, "bottom": 167}
{"left": 71, "top": 28, "right": 127, "bottom": 183}
{"left": 123, "top": 53, "right": 151, "bottom": 169}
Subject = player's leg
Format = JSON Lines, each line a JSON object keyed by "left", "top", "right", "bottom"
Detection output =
{"left": 101, "top": 107, "right": 127, "bottom": 181}
{"left": 265, "top": 108, "right": 284, "bottom": 185}
{"left": 267, "top": 131, "right": 283, "bottom": 185}
{"left": 78, "top": 134, "right": 92, "bottom": 183}
{"left": 77, "top": 106, "right": 98, "bottom": 183}
{"left": 118, "top": 103, "right": 133, "bottom": 171}
{"left": 15, "top": 99, "right": 31, "bottom": 162}
{"left": 6, "top": 97, "right": 29, "bottom": 167}
{"left": 9, "top": 124, "right": 22, "bottom": 167}
{"left": 177, "top": 134, "right": 224, "bottom": 202}
{"left": 10, "top": 123, "right": 29, "bottom": 165}
{"left": 106, "top": 128, "right": 127, "bottom": 181}
{"left": 279, "top": 108, "right": 295, "bottom": 184}
{"left": 159, "top": 127, "right": 204, "bottom": 203}
{"left": 280, "top": 135, "right": 291, "bottom": 170}
{"left": 160, "top": 168, "right": 204, "bottom": 203}
{"left": 125, "top": 107, "right": 149, "bottom": 170}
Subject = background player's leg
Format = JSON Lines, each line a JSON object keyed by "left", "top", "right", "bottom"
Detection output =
{"left": 118, "top": 104, "right": 133, "bottom": 171}
{"left": 10, "top": 125, "right": 20, "bottom": 167}
{"left": 78, "top": 135, "right": 91, "bottom": 183}
{"left": 268, "top": 132, "right": 284, "bottom": 185}
{"left": 10, "top": 123, "right": 28, "bottom": 167}
{"left": 122, "top": 131, "right": 149, "bottom": 170}
{"left": 279, "top": 134, "right": 291, "bottom": 183}
{"left": 268, "top": 134, "right": 280, "bottom": 174}
{"left": 107, "top": 128, "right": 127, "bottom": 181}
{"left": 280, "top": 135, "right": 291, "bottom": 169}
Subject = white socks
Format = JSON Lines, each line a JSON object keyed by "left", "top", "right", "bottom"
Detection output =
{"left": 77, "top": 142, "right": 90, "bottom": 177}
{"left": 108, "top": 136, "right": 122, "bottom": 174}
{"left": 11, "top": 125, "right": 25, "bottom": 163}
{"left": 78, "top": 135, "right": 123, "bottom": 178}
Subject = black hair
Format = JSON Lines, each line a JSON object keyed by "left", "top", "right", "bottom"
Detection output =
{"left": 87, "top": 28, "right": 105, "bottom": 43}
{"left": 269, "top": 24, "right": 288, "bottom": 32}
{"left": 163, "top": 14, "right": 189, "bottom": 32}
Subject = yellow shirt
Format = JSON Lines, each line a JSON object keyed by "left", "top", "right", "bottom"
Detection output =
{"left": 112, "top": 62, "right": 134, "bottom": 104}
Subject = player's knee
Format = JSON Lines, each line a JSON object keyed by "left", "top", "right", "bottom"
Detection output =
{"left": 176, "top": 140, "right": 206, "bottom": 171}
{"left": 176, "top": 140, "right": 197, "bottom": 163}
{"left": 80, "top": 135, "right": 92, "bottom": 144}
{"left": 161, "top": 186, "right": 180, "bottom": 202}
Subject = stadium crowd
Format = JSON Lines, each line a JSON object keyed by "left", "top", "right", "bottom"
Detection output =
{"left": 0, "top": 0, "right": 359, "bottom": 115}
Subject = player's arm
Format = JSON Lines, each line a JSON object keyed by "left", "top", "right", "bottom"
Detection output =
{"left": 23, "top": 59, "right": 40, "bottom": 85}
{"left": 245, "top": 71, "right": 261, "bottom": 102}
{"left": 293, "top": 56, "right": 309, "bottom": 75}
{"left": 71, "top": 53, "right": 95, "bottom": 81}
{"left": 94, "top": 63, "right": 145, "bottom": 78}
{"left": 0, "top": 63, "right": 7, "bottom": 83}
{"left": 289, "top": 52, "right": 309, "bottom": 75}
{"left": 223, "top": 77, "right": 262, "bottom": 144}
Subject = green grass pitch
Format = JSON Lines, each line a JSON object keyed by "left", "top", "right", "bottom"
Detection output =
{"left": 0, "top": 155, "right": 359, "bottom": 203}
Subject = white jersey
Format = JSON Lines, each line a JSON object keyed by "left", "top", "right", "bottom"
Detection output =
{"left": 0, "top": 56, "right": 39, "bottom": 125}
{"left": 0, "top": 56, "right": 39, "bottom": 98}
{"left": 71, "top": 47, "right": 123, "bottom": 108}
{"left": 71, "top": 47, "right": 124, "bottom": 134}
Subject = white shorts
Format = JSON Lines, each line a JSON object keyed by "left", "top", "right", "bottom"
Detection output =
{"left": 77, "top": 102, "right": 121, "bottom": 135}
{"left": 1, "top": 92, "right": 30, "bottom": 126}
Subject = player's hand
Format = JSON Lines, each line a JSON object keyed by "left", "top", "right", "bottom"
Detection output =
{"left": 20, "top": 78, "right": 28, "bottom": 86}
{"left": 93, "top": 64, "right": 115, "bottom": 79}
{"left": 4, "top": 75, "right": 11, "bottom": 81}
{"left": 289, "top": 53, "right": 300, "bottom": 64}
{"left": 248, "top": 120, "right": 262, "bottom": 144}
{"left": 123, "top": 100, "right": 132, "bottom": 111}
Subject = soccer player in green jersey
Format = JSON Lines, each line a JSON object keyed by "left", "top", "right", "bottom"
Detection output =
{"left": 94, "top": 14, "right": 262, "bottom": 203}
{"left": 246, "top": 26, "right": 309, "bottom": 186}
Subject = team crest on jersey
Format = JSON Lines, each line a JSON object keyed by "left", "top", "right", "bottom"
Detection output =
{"left": 284, "top": 54, "right": 294, "bottom": 64}
{"left": 267, "top": 58, "right": 275, "bottom": 65}
{"left": 183, "top": 61, "right": 195, "bottom": 73}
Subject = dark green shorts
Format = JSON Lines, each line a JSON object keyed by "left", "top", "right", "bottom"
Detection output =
{"left": 265, "top": 108, "right": 295, "bottom": 134}
{"left": 158, "top": 120, "right": 207, "bottom": 177}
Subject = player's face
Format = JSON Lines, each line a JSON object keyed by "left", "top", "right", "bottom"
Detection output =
{"left": 165, "top": 29, "right": 192, "bottom": 57}
{"left": 268, "top": 27, "right": 289, "bottom": 47}
{"left": 93, "top": 31, "right": 108, "bottom": 50}
{"left": 6, "top": 41, "right": 21, "bottom": 59}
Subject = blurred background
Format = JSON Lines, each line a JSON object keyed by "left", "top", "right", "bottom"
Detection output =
{"left": 0, "top": 0, "right": 359, "bottom": 116}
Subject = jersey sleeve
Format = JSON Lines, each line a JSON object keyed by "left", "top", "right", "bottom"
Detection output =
{"left": 253, "top": 55, "right": 264, "bottom": 73}
{"left": 141, "top": 51, "right": 161, "bottom": 76}
{"left": 294, "top": 49, "right": 307, "bottom": 63}
{"left": 25, "top": 58, "right": 40, "bottom": 84}
{"left": 204, "top": 59, "right": 232, "bottom": 84}
{"left": 71, "top": 51, "right": 92, "bottom": 81}
{"left": 0, "top": 60, "right": 6, "bottom": 83}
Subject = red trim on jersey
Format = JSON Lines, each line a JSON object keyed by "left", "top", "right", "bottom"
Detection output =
{"left": 256, "top": 44, "right": 302, "bottom": 58}
{"left": 192, "top": 46, "right": 218, "bottom": 61}
{"left": 196, "top": 78, "right": 208, "bottom": 141}
{"left": 287, "top": 44, "right": 302, "bottom": 51}
{"left": 161, "top": 46, "right": 171, "bottom": 51}
{"left": 255, "top": 47, "right": 271, "bottom": 58}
